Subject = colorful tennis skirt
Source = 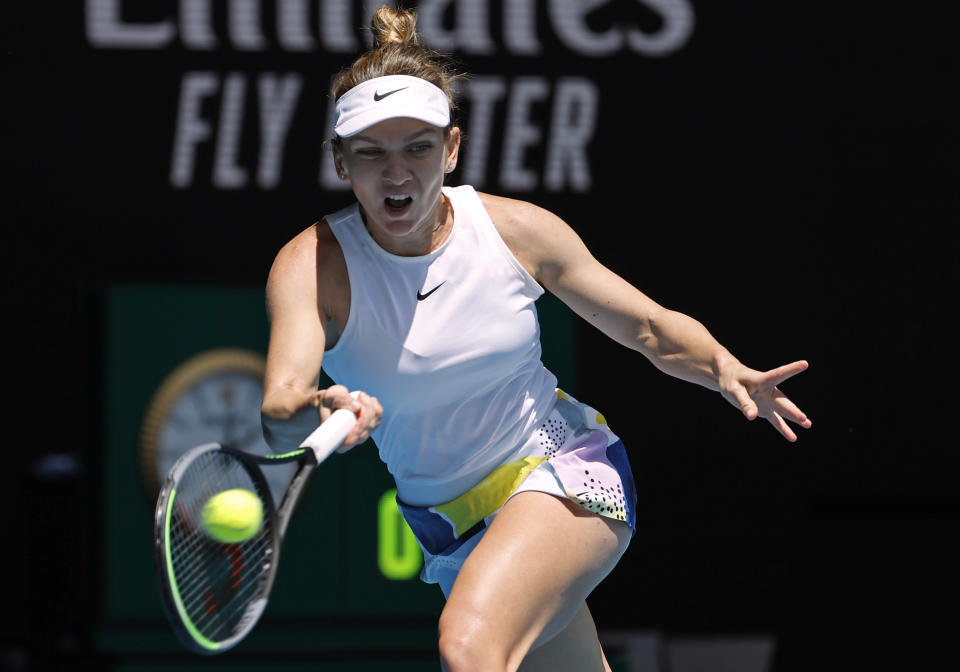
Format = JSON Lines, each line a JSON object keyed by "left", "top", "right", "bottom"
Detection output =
{"left": 397, "top": 390, "right": 637, "bottom": 595}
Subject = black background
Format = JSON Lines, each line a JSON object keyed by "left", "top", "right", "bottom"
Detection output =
{"left": 3, "top": 1, "right": 957, "bottom": 670}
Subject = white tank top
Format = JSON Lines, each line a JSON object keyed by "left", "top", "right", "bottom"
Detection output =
{"left": 322, "top": 185, "right": 558, "bottom": 506}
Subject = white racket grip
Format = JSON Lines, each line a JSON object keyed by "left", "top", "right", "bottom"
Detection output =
{"left": 299, "top": 408, "right": 357, "bottom": 464}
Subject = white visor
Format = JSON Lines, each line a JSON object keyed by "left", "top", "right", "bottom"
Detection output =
{"left": 333, "top": 75, "right": 450, "bottom": 138}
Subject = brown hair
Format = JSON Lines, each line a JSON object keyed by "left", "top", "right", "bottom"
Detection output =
{"left": 331, "top": 5, "right": 462, "bottom": 126}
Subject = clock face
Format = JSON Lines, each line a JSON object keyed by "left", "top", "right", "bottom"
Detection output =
{"left": 141, "top": 349, "right": 297, "bottom": 505}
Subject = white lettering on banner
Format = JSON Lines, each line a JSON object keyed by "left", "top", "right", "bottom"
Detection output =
{"left": 419, "top": 0, "right": 495, "bottom": 55}
{"left": 86, "top": 0, "right": 174, "bottom": 48}
{"left": 501, "top": 78, "right": 550, "bottom": 192}
{"left": 545, "top": 79, "right": 597, "bottom": 192}
{"left": 93, "top": 1, "right": 682, "bottom": 191}
{"left": 321, "top": 0, "right": 359, "bottom": 52}
{"left": 278, "top": 0, "right": 316, "bottom": 51}
{"left": 258, "top": 74, "right": 303, "bottom": 188}
{"left": 213, "top": 74, "right": 247, "bottom": 188}
{"left": 171, "top": 72, "right": 304, "bottom": 189}
{"left": 460, "top": 77, "right": 507, "bottom": 188}
{"left": 629, "top": 0, "right": 696, "bottom": 56}
{"left": 550, "top": 0, "right": 620, "bottom": 56}
{"left": 182, "top": 0, "right": 218, "bottom": 50}
{"left": 497, "top": 77, "right": 597, "bottom": 193}
{"left": 550, "top": 0, "right": 694, "bottom": 57}
{"left": 231, "top": 0, "right": 268, "bottom": 51}
{"left": 86, "top": 0, "right": 693, "bottom": 56}
{"left": 320, "top": 0, "right": 393, "bottom": 51}
{"left": 504, "top": 0, "right": 541, "bottom": 56}
{"left": 170, "top": 72, "right": 218, "bottom": 187}
{"left": 168, "top": 73, "right": 602, "bottom": 192}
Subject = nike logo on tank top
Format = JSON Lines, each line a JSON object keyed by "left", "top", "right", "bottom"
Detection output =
{"left": 322, "top": 186, "right": 558, "bottom": 506}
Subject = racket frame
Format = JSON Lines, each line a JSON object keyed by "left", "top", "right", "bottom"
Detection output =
{"left": 153, "top": 408, "right": 356, "bottom": 654}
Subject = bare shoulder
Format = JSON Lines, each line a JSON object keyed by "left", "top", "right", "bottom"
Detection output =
{"left": 270, "top": 219, "right": 343, "bottom": 277}
{"left": 477, "top": 191, "right": 561, "bottom": 240}
{"left": 476, "top": 191, "right": 585, "bottom": 283}
{"left": 270, "top": 222, "right": 314, "bottom": 271}
{"left": 266, "top": 220, "right": 346, "bottom": 318}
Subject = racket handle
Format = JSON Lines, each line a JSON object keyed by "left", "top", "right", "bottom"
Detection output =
{"left": 300, "top": 407, "right": 357, "bottom": 464}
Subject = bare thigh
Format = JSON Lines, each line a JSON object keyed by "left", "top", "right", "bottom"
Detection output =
{"left": 438, "top": 491, "right": 631, "bottom": 672}
{"left": 518, "top": 603, "right": 612, "bottom": 672}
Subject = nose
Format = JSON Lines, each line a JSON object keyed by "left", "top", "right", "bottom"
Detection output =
{"left": 382, "top": 152, "right": 412, "bottom": 185}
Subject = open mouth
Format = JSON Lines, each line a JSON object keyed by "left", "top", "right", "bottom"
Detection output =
{"left": 384, "top": 194, "right": 413, "bottom": 212}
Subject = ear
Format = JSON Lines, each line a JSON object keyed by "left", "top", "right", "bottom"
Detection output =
{"left": 332, "top": 143, "right": 349, "bottom": 180}
{"left": 444, "top": 126, "right": 461, "bottom": 174}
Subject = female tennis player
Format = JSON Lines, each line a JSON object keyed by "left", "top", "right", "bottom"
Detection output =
{"left": 260, "top": 6, "right": 811, "bottom": 671}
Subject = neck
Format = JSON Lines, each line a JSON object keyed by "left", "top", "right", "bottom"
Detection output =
{"left": 362, "top": 192, "right": 452, "bottom": 257}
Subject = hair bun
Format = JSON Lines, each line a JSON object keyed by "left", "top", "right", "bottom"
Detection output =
{"left": 330, "top": 4, "right": 461, "bottom": 117}
{"left": 371, "top": 5, "right": 420, "bottom": 48}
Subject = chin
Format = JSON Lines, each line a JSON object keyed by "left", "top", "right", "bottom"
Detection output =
{"left": 383, "top": 221, "right": 416, "bottom": 236}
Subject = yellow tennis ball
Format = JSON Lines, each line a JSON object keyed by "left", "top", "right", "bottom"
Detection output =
{"left": 201, "top": 488, "right": 263, "bottom": 543}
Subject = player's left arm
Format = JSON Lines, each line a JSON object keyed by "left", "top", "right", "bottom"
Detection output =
{"left": 483, "top": 193, "right": 811, "bottom": 441}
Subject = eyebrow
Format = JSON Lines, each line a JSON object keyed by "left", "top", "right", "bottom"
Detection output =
{"left": 403, "top": 128, "right": 437, "bottom": 141}
{"left": 352, "top": 127, "right": 438, "bottom": 144}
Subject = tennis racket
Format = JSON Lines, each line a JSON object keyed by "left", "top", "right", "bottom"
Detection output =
{"left": 153, "top": 407, "right": 357, "bottom": 655}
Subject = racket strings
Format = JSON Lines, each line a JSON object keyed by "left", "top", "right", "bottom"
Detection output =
{"left": 166, "top": 450, "right": 275, "bottom": 644}
{"left": 176, "top": 535, "right": 272, "bottom": 630}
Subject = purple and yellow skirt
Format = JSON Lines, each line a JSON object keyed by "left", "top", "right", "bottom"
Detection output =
{"left": 397, "top": 390, "right": 637, "bottom": 596}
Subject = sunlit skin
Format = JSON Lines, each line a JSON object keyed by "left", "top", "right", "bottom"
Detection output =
{"left": 333, "top": 117, "right": 461, "bottom": 257}
{"left": 263, "top": 109, "right": 812, "bottom": 672}
{"left": 322, "top": 114, "right": 811, "bottom": 443}
{"left": 263, "top": 11, "right": 814, "bottom": 664}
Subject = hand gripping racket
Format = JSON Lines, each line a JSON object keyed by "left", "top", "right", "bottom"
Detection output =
{"left": 153, "top": 407, "right": 357, "bottom": 654}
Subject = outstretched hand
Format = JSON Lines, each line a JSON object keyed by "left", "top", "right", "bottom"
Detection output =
{"left": 718, "top": 359, "right": 812, "bottom": 441}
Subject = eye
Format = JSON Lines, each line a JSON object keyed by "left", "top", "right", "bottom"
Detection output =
{"left": 355, "top": 147, "right": 383, "bottom": 157}
{"left": 408, "top": 143, "right": 433, "bottom": 154}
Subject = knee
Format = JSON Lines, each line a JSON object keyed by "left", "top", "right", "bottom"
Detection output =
{"left": 438, "top": 633, "right": 487, "bottom": 672}
{"left": 438, "top": 608, "right": 507, "bottom": 672}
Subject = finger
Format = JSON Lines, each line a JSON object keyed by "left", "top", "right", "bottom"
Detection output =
{"left": 340, "top": 422, "right": 368, "bottom": 451}
{"left": 761, "top": 360, "right": 809, "bottom": 387}
{"left": 726, "top": 384, "right": 759, "bottom": 420}
{"left": 767, "top": 410, "right": 798, "bottom": 442}
{"left": 319, "top": 384, "right": 352, "bottom": 409}
{"left": 313, "top": 388, "right": 332, "bottom": 422}
{"left": 345, "top": 392, "right": 380, "bottom": 446}
{"left": 342, "top": 431, "right": 365, "bottom": 450}
{"left": 368, "top": 395, "right": 383, "bottom": 429}
{"left": 772, "top": 389, "right": 813, "bottom": 428}
{"left": 353, "top": 390, "right": 370, "bottom": 416}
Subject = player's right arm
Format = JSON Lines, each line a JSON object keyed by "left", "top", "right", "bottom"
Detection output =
{"left": 260, "top": 223, "right": 380, "bottom": 451}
